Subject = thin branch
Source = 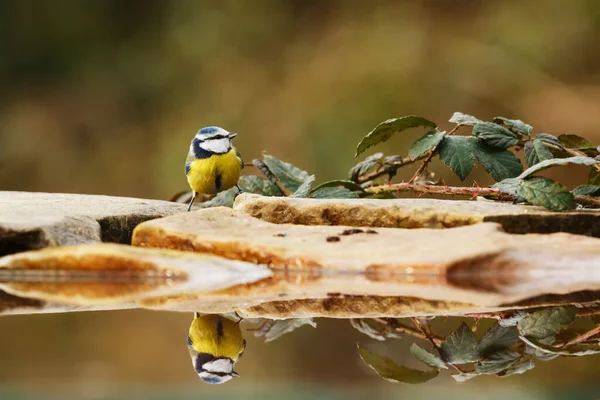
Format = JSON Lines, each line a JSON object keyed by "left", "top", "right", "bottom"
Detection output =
{"left": 575, "top": 195, "right": 600, "bottom": 208}
{"left": 544, "top": 143, "right": 600, "bottom": 172}
{"left": 561, "top": 324, "right": 600, "bottom": 348}
{"left": 393, "top": 322, "right": 445, "bottom": 346}
{"left": 356, "top": 155, "right": 425, "bottom": 184}
{"left": 365, "top": 182, "right": 515, "bottom": 201}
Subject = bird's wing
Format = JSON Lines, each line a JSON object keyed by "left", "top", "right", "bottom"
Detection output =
{"left": 185, "top": 153, "right": 196, "bottom": 175}
{"left": 235, "top": 149, "right": 245, "bottom": 169}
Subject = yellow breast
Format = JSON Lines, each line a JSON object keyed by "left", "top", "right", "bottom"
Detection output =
{"left": 187, "top": 149, "right": 242, "bottom": 195}
{"left": 189, "top": 315, "right": 245, "bottom": 361}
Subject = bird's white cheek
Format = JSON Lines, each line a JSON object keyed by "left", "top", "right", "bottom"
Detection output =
{"left": 199, "top": 139, "right": 230, "bottom": 154}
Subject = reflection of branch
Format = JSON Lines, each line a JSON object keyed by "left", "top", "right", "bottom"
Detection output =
{"left": 394, "top": 321, "right": 444, "bottom": 346}
{"left": 410, "top": 317, "right": 468, "bottom": 374}
{"left": 561, "top": 324, "right": 600, "bottom": 348}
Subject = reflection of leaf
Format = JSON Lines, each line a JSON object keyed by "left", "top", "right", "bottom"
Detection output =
{"left": 310, "top": 187, "right": 360, "bottom": 199}
{"left": 262, "top": 152, "right": 310, "bottom": 192}
{"left": 476, "top": 324, "right": 520, "bottom": 357}
{"left": 524, "top": 140, "right": 554, "bottom": 167}
{"left": 290, "top": 175, "right": 315, "bottom": 198}
{"left": 408, "top": 130, "right": 445, "bottom": 159}
{"left": 357, "top": 344, "right": 439, "bottom": 384}
{"left": 451, "top": 372, "right": 479, "bottom": 382}
{"left": 410, "top": 343, "right": 448, "bottom": 370}
{"left": 472, "top": 122, "right": 519, "bottom": 149}
{"left": 517, "top": 156, "right": 599, "bottom": 179}
{"left": 475, "top": 349, "right": 521, "bottom": 375}
{"left": 499, "top": 359, "right": 535, "bottom": 377}
{"left": 558, "top": 134, "right": 595, "bottom": 149}
{"left": 473, "top": 142, "right": 523, "bottom": 181}
{"left": 572, "top": 184, "right": 600, "bottom": 197}
{"left": 438, "top": 136, "right": 477, "bottom": 181}
{"left": 516, "top": 177, "right": 576, "bottom": 211}
{"left": 255, "top": 318, "right": 316, "bottom": 343}
{"left": 517, "top": 306, "right": 577, "bottom": 339}
{"left": 350, "top": 319, "right": 403, "bottom": 341}
{"left": 356, "top": 116, "right": 437, "bottom": 157}
{"left": 349, "top": 153, "right": 384, "bottom": 181}
{"left": 520, "top": 336, "right": 600, "bottom": 356}
{"left": 449, "top": 112, "right": 482, "bottom": 126}
{"left": 493, "top": 117, "right": 534, "bottom": 135}
{"left": 525, "top": 336, "right": 558, "bottom": 361}
{"left": 441, "top": 322, "right": 479, "bottom": 364}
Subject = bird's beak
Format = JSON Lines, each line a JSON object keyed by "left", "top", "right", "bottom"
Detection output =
{"left": 231, "top": 371, "right": 240, "bottom": 378}
{"left": 228, "top": 132, "right": 237, "bottom": 139}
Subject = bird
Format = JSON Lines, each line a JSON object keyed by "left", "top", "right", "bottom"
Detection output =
{"left": 188, "top": 313, "right": 246, "bottom": 384}
{"left": 185, "top": 126, "right": 244, "bottom": 211}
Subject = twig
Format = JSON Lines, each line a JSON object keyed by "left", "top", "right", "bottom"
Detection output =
{"left": 356, "top": 155, "right": 425, "bottom": 184}
{"left": 393, "top": 322, "right": 444, "bottom": 346}
{"left": 544, "top": 143, "right": 600, "bottom": 172}
{"left": 575, "top": 195, "right": 600, "bottom": 208}
{"left": 561, "top": 324, "right": 600, "bottom": 348}
{"left": 365, "top": 182, "right": 515, "bottom": 201}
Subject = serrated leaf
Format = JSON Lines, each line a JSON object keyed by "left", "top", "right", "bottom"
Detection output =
{"left": 472, "top": 122, "right": 519, "bottom": 149}
{"left": 572, "top": 184, "right": 600, "bottom": 197}
{"left": 408, "top": 130, "right": 445, "bottom": 159}
{"left": 558, "top": 134, "right": 595, "bottom": 149}
{"left": 492, "top": 178, "right": 522, "bottom": 197}
{"left": 516, "top": 177, "right": 576, "bottom": 211}
{"left": 475, "top": 349, "right": 521, "bottom": 375}
{"left": 493, "top": 117, "right": 534, "bottom": 135}
{"left": 499, "top": 359, "right": 535, "bottom": 377}
{"left": 262, "top": 152, "right": 310, "bottom": 192}
{"left": 518, "top": 156, "right": 600, "bottom": 179}
{"left": 238, "top": 175, "right": 284, "bottom": 197}
{"left": 524, "top": 139, "right": 554, "bottom": 167}
{"left": 349, "top": 153, "right": 384, "bottom": 182}
{"left": 290, "top": 175, "right": 315, "bottom": 198}
{"left": 451, "top": 373, "right": 479, "bottom": 382}
{"left": 311, "top": 180, "right": 364, "bottom": 193}
{"left": 476, "top": 324, "right": 520, "bottom": 357}
{"left": 520, "top": 336, "right": 600, "bottom": 356}
{"left": 517, "top": 306, "right": 577, "bottom": 339}
{"left": 357, "top": 344, "right": 439, "bottom": 384}
{"left": 449, "top": 112, "right": 482, "bottom": 126}
{"left": 473, "top": 142, "right": 523, "bottom": 181}
{"left": 438, "top": 136, "right": 476, "bottom": 181}
{"left": 535, "top": 133, "right": 563, "bottom": 147}
{"left": 410, "top": 343, "right": 448, "bottom": 370}
{"left": 310, "top": 187, "right": 360, "bottom": 199}
{"left": 589, "top": 168, "right": 600, "bottom": 185}
{"left": 197, "top": 186, "right": 238, "bottom": 208}
{"left": 255, "top": 318, "right": 316, "bottom": 343}
{"left": 440, "top": 322, "right": 479, "bottom": 364}
{"left": 356, "top": 116, "right": 437, "bottom": 157}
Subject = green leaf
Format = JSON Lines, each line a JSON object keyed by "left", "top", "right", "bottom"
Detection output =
{"left": 493, "top": 117, "right": 534, "bottom": 135}
{"left": 262, "top": 152, "right": 310, "bottom": 192}
{"left": 357, "top": 344, "right": 439, "bottom": 384}
{"left": 517, "top": 177, "right": 576, "bottom": 211}
{"left": 451, "top": 373, "right": 479, "bottom": 382}
{"left": 476, "top": 324, "right": 520, "bottom": 357}
{"left": 197, "top": 186, "right": 238, "bottom": 208}
{"left": 524, "top": 139, "right": 554, "bottom": 167}
{"left": 473, "top": 142, "right": 523, "bottom": 181}
{"left": 472, "top": 122, "right": 519, "bottom": 149}
{"left": 449, "top": 112, "right": 482, "bottom": 126}
{"left": 349, "top": 153, "right": 383, "bottom": 182}
{"left": 520, "top": 336, "right": 600, "bottom": 356}
{"left": 311, "top": 180, "right": 364, "bottom": 193}
{"left": 499, "top": 360, "right": 535, "bottom": 377}
{"left": 410, "top": 343, "right": 448, "bottom": 370}
{"left": 255, "top": 319, "right": 317, "bottom": 343}
{"left": 517, "top": 156, "right": 600, "bottom": 179}
{"left": 558, "top": 133, "right": 595, "bottom": 149}
{"left": 310, "top": 187, "right": 360, "bottom": 199}
{"left": 356, "top": 116, "right": 437, "bottom": 157}
{"left": 573, "top": 184, "right": 600, "bottom": 197}
{"left": 517, "top": 306, "right": 577, "bottom": 339}
{"left": 408, "top": 130, "right": 445, "bottom": 159}
{"left": 589, "top": 168, "right": 600, "bottom": 185}
{"left": 290, "top": 175, "right": 315, "bottom": 198}
{"left": 535, "top": 133, "right": 563, "bottom": 147}
{"left": 438, "top": 136, "right": 476, "bottom": 181}
{"left": 238, "top": 175, "right": 284, "bottom": 197}
{"left": 440, "top": 322, "right": 479, "bottom": 364}
{"left": 492, "top": 178, "right": 523, "bottom": 199}
{"left": 474, "top": 349, "right": 521, "bottom": 375}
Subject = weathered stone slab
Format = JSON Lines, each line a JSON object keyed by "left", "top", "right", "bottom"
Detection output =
{"left": 0, "top": 191, "right": 188, "bottom": 255}
{"left": 233, "top": 194, "right": 600, "bottom": 237}
{"left": 0, "top": 243, "right": 271, "bottom": 308}
{"left": 131, "top": 207, "right": 600, "bottom": 308}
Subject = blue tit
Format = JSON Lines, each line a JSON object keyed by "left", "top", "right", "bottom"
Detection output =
{"left": 188, "top": 313, "right": 246, "bottom": 384}
{"left": 185, "top": 126, "right": 244, "bottom": 211}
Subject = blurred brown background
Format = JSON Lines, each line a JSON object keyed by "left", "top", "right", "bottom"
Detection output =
{"left": 1, "top": 0, "right": 600, "bottom": 398}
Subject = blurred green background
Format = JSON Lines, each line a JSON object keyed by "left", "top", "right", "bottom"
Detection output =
{"left": 1, "top": 0, "right": 600, "bottom": 398}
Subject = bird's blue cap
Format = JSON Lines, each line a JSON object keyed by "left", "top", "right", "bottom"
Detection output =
{"left": 197, "top": 126, "right": 222, "bottom": 135}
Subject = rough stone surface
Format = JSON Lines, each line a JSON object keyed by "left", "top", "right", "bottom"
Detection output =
{"left": 0, "top": 191, "right": 189, "bottom": 255}
{"left": 0, "top": 243, "right": 271, "bottom": 307}
{"left": 132, "top": 207, "right": 600, "bottom": 307}
{"left": 233, "top": 194, "right": 600, "bottom": 237}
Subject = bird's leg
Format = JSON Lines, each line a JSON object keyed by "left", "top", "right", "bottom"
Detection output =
{"left": 187, "top": 192, "right": 197, "bottom": 212}
{"left": 234, "top": 184, "right": 243, "bottom": 200}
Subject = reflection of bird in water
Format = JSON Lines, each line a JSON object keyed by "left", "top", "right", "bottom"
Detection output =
{"left": 184, "top": 126, "right": 244, "bottom": 211}
{"left": 187, "top": 313, "right": 246, "bottom": 384}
